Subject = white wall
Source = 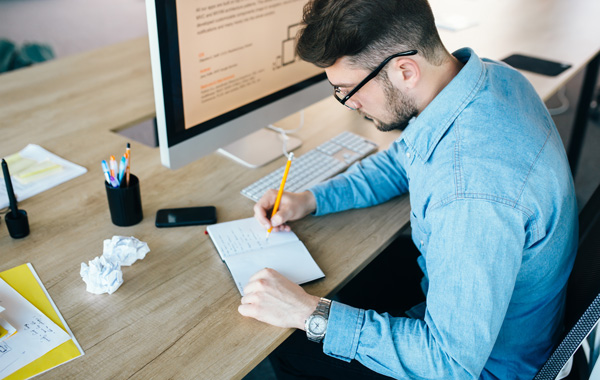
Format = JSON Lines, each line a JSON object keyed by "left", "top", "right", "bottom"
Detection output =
{"left": 0, "top": 0, "right": 148, "bottom": 58}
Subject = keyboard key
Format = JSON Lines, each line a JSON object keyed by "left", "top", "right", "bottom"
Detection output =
{"left": 240, "top": 132, "right": 378, "bottom": 202}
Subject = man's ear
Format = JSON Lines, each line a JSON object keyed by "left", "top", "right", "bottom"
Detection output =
{"left": 390, "top": 58, "right": 420, "bottom": 90}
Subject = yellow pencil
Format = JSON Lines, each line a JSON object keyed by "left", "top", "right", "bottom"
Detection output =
{"left": 266, "top": 153, "right": 294, "bottom": 240}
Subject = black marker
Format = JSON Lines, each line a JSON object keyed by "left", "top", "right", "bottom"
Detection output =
{"left": 2, "top": 159, "right": 18, "bottom": 217}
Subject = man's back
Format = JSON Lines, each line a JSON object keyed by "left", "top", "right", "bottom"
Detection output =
{"left": 405, "top": 50, "right": 578, "bottom": 377}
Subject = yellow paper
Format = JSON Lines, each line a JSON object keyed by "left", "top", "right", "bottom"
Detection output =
{"left": 0, "top": 264, "right": 84, "bottom": 379}
{"left": 1, "top": 153, "right": 37, "bottom": 179}
{"left": 1, "top": 153, "right": 64, "bottom": 185}
{"left": 14, "top": 160, "right": 63, "bottom": 184}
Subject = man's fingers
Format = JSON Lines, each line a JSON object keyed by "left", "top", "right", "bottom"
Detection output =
{"left": 270, "top": 212, "right": 288, "bottom": 227}
{"left": 254, "top": 189, "right": 281, "bottom": 229}
{"left": 243, "top": 268, "right": 275, "bottom": 294}
{"left": 240, "top": 291, "right": 260, "bottom": 305}
{"left": 253, "top": 200, "right": 272, "bottom": 228}
{"left": 271, "top": 224, "right": 291, "bottom": 232}
{"left": 243, "top": 279, "right": 267, "bottom": 296}
{"left": 247, "top": 267, "right": 272, "bottom": 282}
{"left": 238, "top": 303, "right": 258, "bottom": 318}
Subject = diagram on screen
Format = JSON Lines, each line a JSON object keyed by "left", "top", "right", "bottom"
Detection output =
{"left": 273, "top": 23, "right": 302, "bottom": 70}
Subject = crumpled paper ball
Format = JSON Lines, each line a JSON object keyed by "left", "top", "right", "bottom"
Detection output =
{"left": 80, "top": 256, "right": 123, "bottom": 295}
{"left": 102, "top": 236, "right": 150, "bottom": 266}
{"left": 80, "top": 236, "right": 150, "bottom": 295}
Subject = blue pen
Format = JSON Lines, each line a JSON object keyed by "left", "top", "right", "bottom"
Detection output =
{"left": 118, "top": 155, "right": 127, "bottom": 184}
{"left": 101, "top": 160, "right": 111, "bottom": 184}
{"left": 102, "top": 160, "right": 119, "bottom": 188}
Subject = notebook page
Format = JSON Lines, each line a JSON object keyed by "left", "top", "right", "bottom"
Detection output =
{"left": 225, "top": 240, "right": 325, "bottom": 295}
{"left": 207, "top": 217, "right": 299, "bottom": 259}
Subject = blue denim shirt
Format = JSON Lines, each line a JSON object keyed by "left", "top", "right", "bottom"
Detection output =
{"left": 309, "top": 48, "right": 578, "bottom": 379}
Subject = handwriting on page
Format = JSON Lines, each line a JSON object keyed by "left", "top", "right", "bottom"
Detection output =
{"left": 24, "top": 316, "right": 58, "bottom": 343}
{"left": 218, "top": 224, "right": 272, "bottom": 257}
{"left": 208, "top": 217, "right": 300, "bottom": 259}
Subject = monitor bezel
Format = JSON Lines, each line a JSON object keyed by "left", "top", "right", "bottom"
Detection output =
{"left": 147, "top": 0, "right": 329, "bottom": 169}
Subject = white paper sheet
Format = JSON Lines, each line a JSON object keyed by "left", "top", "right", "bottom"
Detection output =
{"left": 1, "top": 144, "right": 87, "bottom": 209}
{"left": 225, "top": 240, "right": 325, "bottom": 296}
{"left": 207, "top": 217, "right": 299, "bottom": 258}
{"left": 0, "top": 279, "right": 71, "bottom": 378}
{"left": 207, "top": 218, "right": 325, "bottom": 295}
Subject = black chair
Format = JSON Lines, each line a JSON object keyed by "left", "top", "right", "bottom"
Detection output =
{"left": 534, "top": 183, "right": 600, "bottom": 380}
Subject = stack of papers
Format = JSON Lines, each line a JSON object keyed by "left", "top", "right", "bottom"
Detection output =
{"left": 1, "top": 144, "right": 87, "bottom": 209}
{"left": 0, "top": 263, "right": 84, "bottom": 379}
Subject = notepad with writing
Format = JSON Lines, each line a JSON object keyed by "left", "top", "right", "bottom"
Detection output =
{"left": 207, "top": 218, "right": 325, "bottom": 295}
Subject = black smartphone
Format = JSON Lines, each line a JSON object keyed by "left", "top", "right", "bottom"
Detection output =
{"left": 501, "top": 54, "right": 571, "bottom": 77}
{"left": 155, "top": 206, "right": 217, "bottom": 227}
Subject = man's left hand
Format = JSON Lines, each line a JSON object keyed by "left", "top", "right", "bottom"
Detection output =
{"left": 238, "top": 268, "right": 320, "bottom": 330}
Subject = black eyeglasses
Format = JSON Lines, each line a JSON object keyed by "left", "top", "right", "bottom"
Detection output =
{"left": 333, "top": 50, "right": 418, "bottom": 110}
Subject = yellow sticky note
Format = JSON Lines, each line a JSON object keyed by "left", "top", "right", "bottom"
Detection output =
{"left": 14, "top": 159, "right": 63, "bottom": 184}
{"left": 1, "top": 153, "right": 37, "bottom": 179}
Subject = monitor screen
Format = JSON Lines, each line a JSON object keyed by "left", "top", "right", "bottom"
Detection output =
{"left": 146, "top": 0, "right": 329, "bottom": 169}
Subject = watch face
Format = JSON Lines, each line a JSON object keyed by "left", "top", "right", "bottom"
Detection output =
{"left": 308, "top": 315, "right": 327, "bottom": 335}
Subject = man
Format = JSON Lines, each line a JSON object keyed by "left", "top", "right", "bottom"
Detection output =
{"left": 238, "top": 0, "right": 578, "bottom": 378}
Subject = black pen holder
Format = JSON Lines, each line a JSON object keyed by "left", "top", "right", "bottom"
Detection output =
{"left": 105, "top": 174, "right": 143, "bottom": 226}
{"left": 5, "top": 209, "right": 30, "bottom": 239}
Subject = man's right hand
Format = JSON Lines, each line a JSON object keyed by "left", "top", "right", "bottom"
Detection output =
{"left": 253, "top": 190, "right": 317, "bottom": 232}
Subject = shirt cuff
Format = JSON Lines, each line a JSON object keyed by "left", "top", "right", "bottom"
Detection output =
{"left": 323, "top": 301, "right": 364, "bottom": 362}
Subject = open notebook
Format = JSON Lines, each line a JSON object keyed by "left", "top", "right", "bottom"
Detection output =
{"left": 207, "top": 218, "right": 324, "bottom": 295}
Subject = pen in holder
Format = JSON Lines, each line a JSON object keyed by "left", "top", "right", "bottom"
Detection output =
{"left": 2, "top": 158, "right": 30, "bottom": 238}
{"left": 105, "top": 174, "right": 143, "bottom": 226}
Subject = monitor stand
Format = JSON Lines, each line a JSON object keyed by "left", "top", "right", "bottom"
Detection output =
{"left": 218, "top": 128, "right": 302, "bottom": 168}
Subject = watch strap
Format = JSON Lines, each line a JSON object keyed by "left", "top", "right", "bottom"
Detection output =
{"left": 305, "top": 298, "right": 331, "bottom": 343}
{"left": 315, "top": 297, "right": 331, "bottom": 318}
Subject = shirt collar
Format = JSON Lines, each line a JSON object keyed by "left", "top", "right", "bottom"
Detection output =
{"left": 400, "top": 48, "right": 486, "bottom": 162}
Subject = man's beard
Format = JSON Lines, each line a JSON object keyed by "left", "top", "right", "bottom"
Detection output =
{"left": 360, "top": 77, "right": 419, "bottom": 132}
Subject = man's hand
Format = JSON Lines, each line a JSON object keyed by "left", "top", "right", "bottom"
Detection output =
{"left": 253, "top": 190, "right": 317, "bottom": 232}
{"left": 238, "top": 268, "right": 319, "bottom": 330}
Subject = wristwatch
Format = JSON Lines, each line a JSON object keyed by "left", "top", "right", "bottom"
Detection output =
{"left": 305, "top": 298, "right": 331, "bottom": 343}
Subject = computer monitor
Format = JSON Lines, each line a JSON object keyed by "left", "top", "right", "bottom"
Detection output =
{"left": 145, "top": 0, "right": 330, "bottom": 170}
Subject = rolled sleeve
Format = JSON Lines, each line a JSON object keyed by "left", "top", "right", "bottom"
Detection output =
{"left": 323, "top": 301, "right": 364, "bottom": 362}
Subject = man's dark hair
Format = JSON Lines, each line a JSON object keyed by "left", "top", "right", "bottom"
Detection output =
{"left": 296, "top": 0, "right": 447, "bottom": 69}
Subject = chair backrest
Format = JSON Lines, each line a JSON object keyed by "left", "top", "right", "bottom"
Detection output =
{"left": 534, "top": 183, "right": 600, "bottom": 380}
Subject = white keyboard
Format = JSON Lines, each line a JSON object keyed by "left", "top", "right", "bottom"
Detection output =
{"left": 241, "top": 131, "right": 378, "bottom": 202}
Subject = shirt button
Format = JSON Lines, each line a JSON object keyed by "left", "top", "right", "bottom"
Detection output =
{"left": 405, "top": 152, "right": 411, "bottom": 158}
{"left": 420, "top": 240, "right": 424, "bottom": 246}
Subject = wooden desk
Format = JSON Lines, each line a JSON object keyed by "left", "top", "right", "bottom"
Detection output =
{"left": 1, "top": 0, "right": 599, "bottom": 378}
{"left": 0, "top": 38, "right": 408, "bottom": 379}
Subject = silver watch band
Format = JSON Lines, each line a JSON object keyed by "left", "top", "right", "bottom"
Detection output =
{"left": 315, "top": 297, "right": 331, "bottom": 317}
{"left": 305, "top": 298, "right": 331, "bottom": 343}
